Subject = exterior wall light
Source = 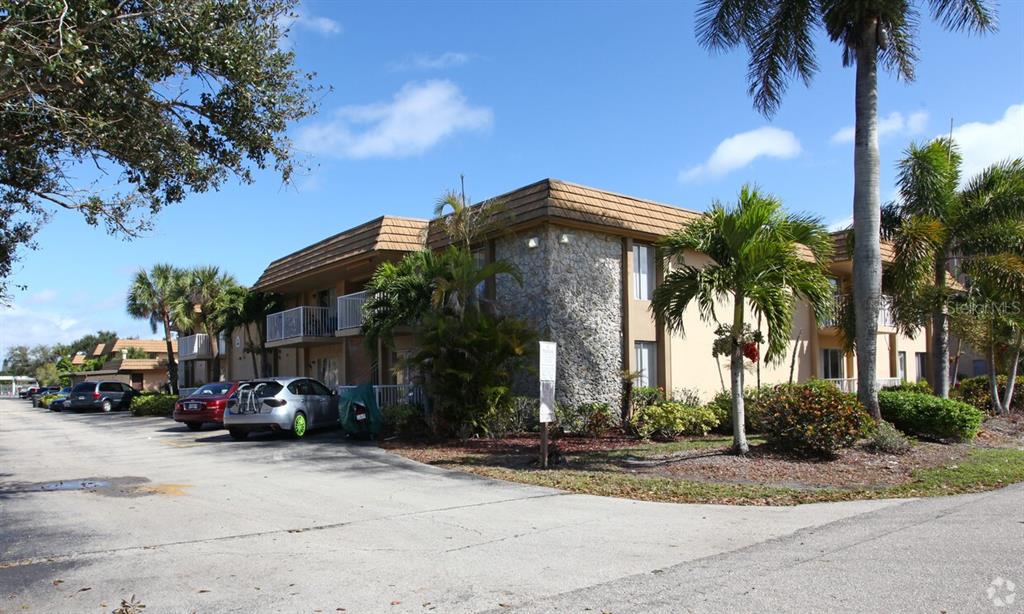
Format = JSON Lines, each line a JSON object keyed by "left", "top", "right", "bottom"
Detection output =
{"left": 559, "top": 233, "right": 571, "bottom": 244}
{"left": 527, "top": 237, "right": 539, "bottom": 249}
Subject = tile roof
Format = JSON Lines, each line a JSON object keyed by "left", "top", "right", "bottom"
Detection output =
{"left": 92, "top": 343, "right": 110, "bottom": 357}
{"left": 117, "top": 358, "right": 167, "bottom": 371}
{"left": 109, "top": 339, "right": 177, "bottom": 355}
{"left": 830, "top": 231, "right": 896, "bottom": 263}
{"left": 253, "top": 216, "right": 429, "bottom": 291}
{"left": 427, "top": 178, "right": 704, "bottom": 246}
{"left": 70, "top": 353, "right": 86, "bottom": 365}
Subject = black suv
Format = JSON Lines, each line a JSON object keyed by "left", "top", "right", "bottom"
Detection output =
{"left": 66, "top": 381, "right": 137, "bottom": 412}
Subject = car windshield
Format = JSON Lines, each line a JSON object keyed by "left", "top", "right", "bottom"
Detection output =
{"left": 71, "top": 383, "right": 94, "bottom": 393}
{"left": 190, "top": 383, "right": 234, "bottom": 397}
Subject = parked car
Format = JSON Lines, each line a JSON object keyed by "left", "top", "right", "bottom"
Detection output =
{"left": 223, "top": 377, "right": 337, "bottom": 440}
{"left": 173, "top": 381, "right": 239, "bottom": 431}
{"left": 31, "top": 386, "right": 61, "bottom": 407}
{"left": 41, "top": 387, "right": 72, "bottom": 410}
{"left": 18, "top": 386, "right": 37, "bottom": 399}
{"left": 65, "top": 381, "right": 138, "bottom": 412}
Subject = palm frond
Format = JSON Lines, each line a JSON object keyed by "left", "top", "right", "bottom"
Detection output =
{"left": 928, "top": 0, "right": 997, "bottom": 34}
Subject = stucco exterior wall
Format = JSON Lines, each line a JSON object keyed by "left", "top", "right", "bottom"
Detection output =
{"left": 495, "top": 225, "right": 623, "bottom": 408}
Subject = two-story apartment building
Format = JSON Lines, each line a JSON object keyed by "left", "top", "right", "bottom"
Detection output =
{"left": 250, "top": 178, "right": 932, "bottom": 407}
{"left": 71, "top": 338, "right": 180, "bottom": 391}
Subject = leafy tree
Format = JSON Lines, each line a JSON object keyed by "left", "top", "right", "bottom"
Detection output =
{"left": 695, "top": 0, "right": 997, "bottom": 417}
{"left": 651, "top": 186, "right": 834, "bottom": 452}
{"left": 881, "top": 140, "right": 1024, "bottom": 397}
{"left": 219, "top": 286, "right": 283, "bottom": 378}
{"left": 34, "top": 362, "right": 60, "bottom": 386}
{"left": 2, "top": 345, "right": 32, "bottom": 375}
{"left": 171, "top": 266, "right": 239, "bottom": 382}
{"left": 127, "top": 264, "right": 185, "bottom": 393}
{"left": 0, "top": 0, "right": 318, "bottom": 301}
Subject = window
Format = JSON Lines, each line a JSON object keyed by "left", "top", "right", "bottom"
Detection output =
{"left": 472, "top": 247, "right": 488, "bottom": 299}
{"left": 192, "top": 382, "right": 234, "bottom": 397}
{"left": 915, "top": 352, "right": 928, "bottom": 382}
{"left": 99, "top": 382, "right": 119, "bottom": 392}
{"left": 72, "top": 383, "right": 95, "bottom": 393}
{"left": 308, "top": 380, "right": 332, "bottom": 396}
{"left": 634, "top": 341, "right": 658, "bottom": 388}
{"left": 897, "top": 351, "right": 907, "bottom": 381}
{"left": 633, "top": 243, "right": 655, "bottom": 300}
{"left": 972, "top": 359, "right": 987, "bottom": 376}
{"left": 821, "top": 349, "right": 844, "bottom": 379}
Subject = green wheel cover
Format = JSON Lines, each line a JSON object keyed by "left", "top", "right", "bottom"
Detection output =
{"left": 293, "top": 413, "right": 307, "bottom": 437}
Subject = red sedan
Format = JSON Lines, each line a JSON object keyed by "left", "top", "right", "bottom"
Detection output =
{"left": 173, "top": 381, "right": 239, "bottom": 431}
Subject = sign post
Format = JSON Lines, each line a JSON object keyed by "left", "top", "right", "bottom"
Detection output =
{"left": 538, "top": 341, "right": 557, "bottom": 469}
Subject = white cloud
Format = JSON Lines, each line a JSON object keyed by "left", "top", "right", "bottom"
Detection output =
{"left": 827, "top": 215, "right": 853, "bottom": 232}
{"left": 0, "top": 304, "right": 88, "bottom": 347}
{"left": 951, "top": 103, "right": 1024, "bottom": 181}
{"left": 277, "top": 7, "right": 341, "bottom": 49}
{"left": 26, "top": 289, "right": 57, "bottom": 304}
{"left": 391, "top": 52, "right": 471, "bottom": 71}
{"left": 297, "top": 80, "right": 493, "bottom": 159}
{"left": 831, "top": 110, "right": 929, "bottom": 144}
{"left": 679, "top": 127, "right": 801, "bottom": 182}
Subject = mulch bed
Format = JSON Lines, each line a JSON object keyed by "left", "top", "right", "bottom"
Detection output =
{"left": 383, "top": 417, "right": 1024, "bottom": 491}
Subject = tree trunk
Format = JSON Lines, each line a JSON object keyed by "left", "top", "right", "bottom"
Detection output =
{"left": 988, "top": 318, "right": 1001, "bottom": 413}
{"left": 162, "top": 310, "right": 178, "bottom": 395}
{"left": 853, "top": 22, "right": 883, "bottom": 420}
{"left": 209, "top": 329, "right": 222, "bottom": 382}
{"left": 951, "top": 337, "right": 963, "bottom": 388}
{"left": 244, "top": 325, "right": 259, "bottom": 379}
{"left": 731, "top": 292, "right": 749, "bottom": 455}
{"left": 1000, "top": 331, "right": 1022, "bottom": 415}
{"left": 932, "top": 253, "right": 950, "bottom": 397}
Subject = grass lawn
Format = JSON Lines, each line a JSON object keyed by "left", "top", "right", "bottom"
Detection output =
{"left": 383, "top": 427, "right": 1024, "bottom": 506}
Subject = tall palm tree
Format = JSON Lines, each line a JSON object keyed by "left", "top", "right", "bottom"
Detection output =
{"left": 651, "top": 186, "right": 834, "bottom": 453}
{"left": 219, "top": 285, "right": 283, "bottom": 378}
{"left": 126, "top": 264, "right": 185, "bottom": 393}
{"left": 695, "top": 0, "right": 997, "bottom": 416}
{"left": 172, "top": 266, "right": 238, "bottom": 382}
{"left": 883, "top": 139, "right": 1024, "bottom": 397}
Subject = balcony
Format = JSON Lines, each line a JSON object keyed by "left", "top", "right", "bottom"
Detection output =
{"left": 266, "top": 306, "right": 335, "bottom": 346}
{"left": 825, "top": 377, "right": 902, "bottom": 394}
{"left": 179, "top": 334, "right": 212, "bottom": 360}
{"left": 336, "top": 291, "right": 368, "bottom": 334}
{"left": 820, "top": 295, "right": 896, "bottom": 329}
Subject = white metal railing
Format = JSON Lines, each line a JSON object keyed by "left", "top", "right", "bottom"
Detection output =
{"left": 820, "top": 294, "right": 896, "bottom": 328}
{"left": 825, "top": 377, "right": 903, "bottom": 394}
{"left": 179, "top": 334, "right": 211, "bottom": 360}
{"left": 266, "top": 306, "right": 334, "bottom": 342}
{"left": 336, "top": 384, "right": 423, "bottom": 409}
{"left": 336, "top": 291, "right": 367, "bottom": 331}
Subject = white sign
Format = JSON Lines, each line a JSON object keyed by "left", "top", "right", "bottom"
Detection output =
{"left": 539, "top": 341, "right": 557, "bottom": 423}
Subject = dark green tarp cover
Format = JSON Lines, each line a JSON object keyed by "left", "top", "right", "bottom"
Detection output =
{"left": 338, "top": 384, "right": 383, "bottom": 438}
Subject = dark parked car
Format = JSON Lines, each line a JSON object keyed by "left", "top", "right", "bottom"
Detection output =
{"left": 66, "top": 381, "right": 138, "bottom": 412}
{"left": 19, "top": 386, "right": 39, "bottom": 399}
{"left": 173, "top": 381, "right": 239, "bottom": 431}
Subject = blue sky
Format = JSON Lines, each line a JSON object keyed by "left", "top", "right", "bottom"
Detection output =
{"left": 2, "top": 0, "right": 1023, "bottom": 351}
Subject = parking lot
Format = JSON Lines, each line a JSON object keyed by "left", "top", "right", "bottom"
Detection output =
{"left": 1, "top": 399, "right": 1020, "bottom": 613}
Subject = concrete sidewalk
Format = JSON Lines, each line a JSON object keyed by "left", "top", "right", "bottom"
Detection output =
{"left": 0, "top": 400, "right": 912, "bottom": 612}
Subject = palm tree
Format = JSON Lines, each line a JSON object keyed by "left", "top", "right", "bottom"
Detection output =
{"left": 651, "top": 186, "right": 834, "bottom": 453}
{"left": 172, "top": 266, "right": 239, "bottom": 382}
{"left": 126, "top": 264, "right": 185, "bottom": 393}
{"left": 883, "top": 139, "right": 1024, "bottom": 397}
{"left": 695, "top": 0, "right": 997, "bottom": 417}
{"left": 220, "top": 286, "right": 283, "bottom": 378}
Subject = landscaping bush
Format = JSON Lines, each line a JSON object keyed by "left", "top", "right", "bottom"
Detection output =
{"left": 883, "top": 380, "right": 933, "bottom": 395}
{"left": 706, "top": 388, "right": 766, "bottom": 434}
{"left": 878, "top": 391, "right": 984, "bottom": 441}
{"left": 867, "top": 420, "right": 914, "bottom": 455}
{"left": 630, "top": 402, "right": 719, "bottom": 440}
{"left": 555, "top": 402, "right": 616, "bottom": 436}
{"left": 760, "top": 381, "right": 872, "bottom": 456}
{"left": 382, "top": 403, "right": 428, "bottom": 438}
{"left": 631, "top": 386, "right": 664, "bottom": 411}
{"left": 669, "top": 387, "right": 702, "bottom": 407}
{"left": 130, "top": 393, "right": 177, "bottom": 417}
{"left": 953, "top": 375, "right": 1023, "bottom": 414}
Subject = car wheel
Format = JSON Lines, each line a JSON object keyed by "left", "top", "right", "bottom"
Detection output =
{"left": 228, "top": 428, "right": 249, "bottom": 441}
{"left": 100, "top": 399, "right": 113, "bottom": 412}
{"left": 49, "top": 405, "right": 61, "bottom": 412}
{"left": 291, "top": 412, "right": 308, "bottom": 439}
{"left": 185, "top": 422, "right": 203, "bottom": 431}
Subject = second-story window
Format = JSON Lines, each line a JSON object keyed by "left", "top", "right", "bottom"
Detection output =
{"left": 633, "top": 243, "right": 655, "bottom": 300}
{"left": 472, "top": 247, "right": 487, "bottom": 299}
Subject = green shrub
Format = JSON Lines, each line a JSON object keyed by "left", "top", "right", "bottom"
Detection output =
{"left": 760, "top": 381, "right": 872, "bottom": 456}
{"left": 953, "top": 375, "right": 1022, "bottom": 414}
{"left": 130, "top": 393, "right": 177, "bottom": 417}
{"left": 878, "top": 391, "right": 984, "bottom": 441}
{"left": 631, "top": 386, "right": 664, "bottom": 411}
{"left": 669, "top": 387, "right": 702, "bottom": 406}
{"left": 382, "top": 403, "right": 428, "bottom": 438}
{"left": 867, "top": 420, "right": 913, "bottom": 455}
{"left": 706, "top": 389, "right": 766, "bottom": 434}
{"left": 630, "top": 402, "right": 719, "bottom": 440}
{"left": 883, "top": 380, "right": 933, "bottom": 395}
{"left": 555, "top": 402, "right": 616, "bottom": 436}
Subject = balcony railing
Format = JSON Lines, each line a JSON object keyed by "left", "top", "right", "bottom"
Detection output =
{"left": 825, "top": 377, "right": 903, "bottom": 394}
{"left": 336, "top": 291, "right": 368, "bottom": 331}
{"left": 266, "top": 306, "right": 335, "bottom": 342}
{"left": 820, "top": 295, "right": 896, "bottom": 329}
{"left": 179, "top": 334, "right": 211, "bottom": 360}
{"left": 336, "top": 384, "right": 423, "bottom": 409}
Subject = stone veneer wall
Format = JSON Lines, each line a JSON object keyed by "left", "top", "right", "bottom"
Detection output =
{"left": 495, "top": 225, "right": 623, "bottom": 408}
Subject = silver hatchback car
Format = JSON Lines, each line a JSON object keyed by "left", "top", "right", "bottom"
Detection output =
{"left": 223, "top": 377, "right": 337, "bottom": 440}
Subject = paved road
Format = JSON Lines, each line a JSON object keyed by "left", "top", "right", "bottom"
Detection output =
{"left": 0, "top": 399, "right": 1018, "bottom": 613}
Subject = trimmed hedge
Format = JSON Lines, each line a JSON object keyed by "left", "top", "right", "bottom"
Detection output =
{"left": 130, "top": 393, "right": 177, "bottom": 417}
{"left": 630, "top": 402, "right": 719, "bottom": 440}
{"left": 706, "top": 389, "right": 766, "bottom": 434}
{"left": 878, "top": 391, "right": 984, "bottom": 441}
{"left": 761, "top": 381, "right": 872, "bottom": 456}
{"left": 882, "top": 380, "right": 933, "bottom": 395}
{"left": 953, "top": 375, "right": 1022, "bottom": 414}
